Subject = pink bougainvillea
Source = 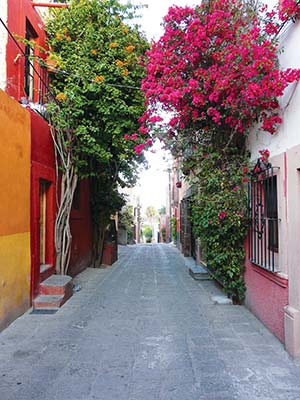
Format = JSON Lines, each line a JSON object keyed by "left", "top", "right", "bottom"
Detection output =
{"left": 279, "top": 0, "right": 300, "bottom": 21}
{"left": 259, "top": 148, "right": 270, "bottom": 163}
{"left": 137, "top": 0, "right": 300, "bottom": 151}
{"left": 130, "top": 133, "right": 139, "bottom": 140}
{"left": 134, "top": 143, "right": 145, "bottom": 154}
{"left": 218, "top": 211, "right": 227, "bottom": 220}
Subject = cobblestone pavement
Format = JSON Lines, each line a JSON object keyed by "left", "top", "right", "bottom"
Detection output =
{"left": 1, "top": 244, "right": 300, "bottom": 400}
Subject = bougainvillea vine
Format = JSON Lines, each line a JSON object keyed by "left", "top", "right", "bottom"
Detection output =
{"left": 133, "top": 0, "right": 300, "bottom": 300}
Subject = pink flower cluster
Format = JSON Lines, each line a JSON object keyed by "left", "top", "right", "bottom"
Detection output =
{"left": 279, "top": 0, "right": 300, "bottom": 21}
{"left": 259, "top": 148, "right": 270, "bottom": 163}
{"left": 134, "top": 143, "right": 145, "bottom": 155}
{"left": 139, "top": 0, "right": 300, "bottom": 145}
{"left": 218, "top": 211, "right": 227, "bottom": 220}
{"left": 122, "top": 110, "right": 156, "bottom": 155}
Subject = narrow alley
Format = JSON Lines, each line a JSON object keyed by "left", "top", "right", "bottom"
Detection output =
{"left": 1, "top": 244, "right": 300, "bottom": 400}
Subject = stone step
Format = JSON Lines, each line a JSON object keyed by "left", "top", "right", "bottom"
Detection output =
{"left": 40, "top": 264, "right": 54, "bottom": 282}
{"left": 33, "top": 294, "right": 68, "bottom": 309}
{"left": 39, "top": 275, "right": 73, "bottom": 296}
{"left": 188, "top": 263, "right": 210, "bottom": 281}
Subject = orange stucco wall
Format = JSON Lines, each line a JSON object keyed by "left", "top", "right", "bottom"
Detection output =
{"left": 0, "top": 89, "right": 31, "bottom": 330}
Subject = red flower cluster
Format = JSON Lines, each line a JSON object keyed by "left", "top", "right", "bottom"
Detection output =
{"left": 218, "top": 211, "right": 227, "bottom": 220}
{"left": 138, "top": 0, "right": 300, "bottom": 146}
{"left": 134, "top": 143, "right": 145, "bottom": 154}
{"left": 259, "top": 148, "right": 270, "bottom": 163}
{"left": 279, "top": 0, "right": 300, "bottom": 21}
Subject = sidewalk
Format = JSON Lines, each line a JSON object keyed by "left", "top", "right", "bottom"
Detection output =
{"left": 1, "top": 244, "right": 300, "bottom": 400}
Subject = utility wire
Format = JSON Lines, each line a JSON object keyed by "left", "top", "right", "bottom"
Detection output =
{"left": 0, "top": 16, "right": 141, "bottom": 99}
{"left": 0, "top": 17, "right": 57, "bottom": 102}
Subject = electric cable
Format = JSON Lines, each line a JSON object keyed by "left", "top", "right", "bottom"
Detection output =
{"left": 0, "top": 16, "right": 141, "bottom": 97}
{"left": 0, "top": 17, "right": 57, "bottom": 102}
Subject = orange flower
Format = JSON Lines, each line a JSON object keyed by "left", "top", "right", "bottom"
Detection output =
{"left": 125, "top": 45, "right": 135, "bottom": 53}
{"left": 90, "top": 49, "right": 97, "bottom": 55}
{"left": 109, "top": 42, "right": 118, "bottom": 49}
{"left": 115, "top": 59, "right": 124, "bottom": 68}
{"left": 123, "top": 27, "right": 129, "bottom": 34}
{"left": 94, "top": 75, "right": 105, "bottom": 82}
{"left": 46, "top": 57, "right": 57, "bottom": 69}
{"left": 55, "top": 92, "right": 66, "bottom": 102}
{"left": 122, "top": 69, "right": 129, "bottom": 76}
{"left": 55, "top": 33, "right": 63, "bottom": 41}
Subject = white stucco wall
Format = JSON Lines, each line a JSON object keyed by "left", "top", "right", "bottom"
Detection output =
{"left": 247, "top": 16, "right": 300, "bottom": 160}
{"left": 32, "top": 0, "right": 51, "bottom": 21}
{"left": 0, "top": 0, "right": 7, "bottom": 91}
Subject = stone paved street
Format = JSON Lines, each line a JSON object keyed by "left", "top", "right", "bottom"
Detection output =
{"left": 1, "top": 244, "right": 300, "bottom": 400}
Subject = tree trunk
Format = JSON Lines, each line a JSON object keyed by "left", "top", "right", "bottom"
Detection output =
{"left": 50, "top": 124, "right": 78, "bottom": 275}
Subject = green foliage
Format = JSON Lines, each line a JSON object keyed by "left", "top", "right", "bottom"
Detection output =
{"left": 190, "top": 148, "right": 249, "bottom": 302}
{"left": 46, "top": 0, "right": 149, "bottom": 250}
{"left": 145, "top": 206, "right": 157, "bottom": 218}
{"left": 158, "top": 205, "right": 166, "bottom": 215}
{"left": 143, "top": 225, "right": 153, "bottom": 243}
{"left": 46, "top": 0, "right": 148, "bottom": 173}
{"left": 119, "top": 205, "right": 134, "bottom": 233}
{"left": 170, "top": 217, "right": 177, "bottom": 243}
{"left": 161, "top": 228, "right": 166, "bottom": 242}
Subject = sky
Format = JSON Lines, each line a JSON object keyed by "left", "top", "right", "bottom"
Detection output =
{"left": 127, "top": 0, "right": 197, "bottom": 213}
{"left": 131, "top": 0, "right": 197, "bottom": 40}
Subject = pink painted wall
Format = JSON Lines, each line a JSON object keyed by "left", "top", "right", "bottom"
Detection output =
{"left": 244, "top": 152, "right": 289, "bottom": 343}
{"left": 244, "top": 243, "right": 288, "bottom": 342}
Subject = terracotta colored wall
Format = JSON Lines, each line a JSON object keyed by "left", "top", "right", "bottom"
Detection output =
{"left": 0, "top": 89, "right": 31, "bottom": 330}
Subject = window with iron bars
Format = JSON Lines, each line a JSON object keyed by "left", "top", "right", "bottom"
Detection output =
{"left": 248, "top": 166, "right": 279, "bottom": 272}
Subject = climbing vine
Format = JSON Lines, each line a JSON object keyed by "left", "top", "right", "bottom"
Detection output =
{"left": 138, "top": 0, "right": 300, "bottom": 300}
{"left": 188, "top": 148, "right": 250, "bottom": 301}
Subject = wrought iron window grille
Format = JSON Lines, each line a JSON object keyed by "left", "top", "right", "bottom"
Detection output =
{"left": 248, "top": 160, "right": 280, "bottom": 272}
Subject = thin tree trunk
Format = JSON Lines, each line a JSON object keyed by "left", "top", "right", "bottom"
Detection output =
{"left": 50, "top": 124, "right": 78, "bottom": 275}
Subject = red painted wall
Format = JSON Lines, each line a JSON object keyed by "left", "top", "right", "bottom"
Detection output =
{"left": 30, "top": 109, "right": 56, "bottom": 298}
{"left": 244, "top": 239, "right": 288, "bottom": 342}
{"left": 69, "top": 180, "right": 93, "bottom": 276}
{"left": 6, "top": 0, "right": 93, "bottom": 297}
{"left": 6, "top": 0, "right": 47, "bottom": 101}
{"left": 5, "top": 0, "right": 54, "bottom": 300}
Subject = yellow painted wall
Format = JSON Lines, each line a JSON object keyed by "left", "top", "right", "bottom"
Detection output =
{"left": 0, "top": 89, "right": 31, "bottom": 330}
